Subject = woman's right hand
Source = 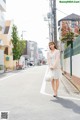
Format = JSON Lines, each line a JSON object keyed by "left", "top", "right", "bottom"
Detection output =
{"left": 49, "top": 66, "right": 54, "bottom": 70}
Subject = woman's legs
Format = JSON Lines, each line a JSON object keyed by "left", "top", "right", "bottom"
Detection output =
{"left": 51, "top": 79, "right": 59, "bottom": 96}
{"left": 55, "top": 80, "right": 59, "bottom": 95}
{"left": 51, "top": 79, "right": 55, "bottom": 91}
{"left": 51, "top": 80, "right": 56, "bottom": 96}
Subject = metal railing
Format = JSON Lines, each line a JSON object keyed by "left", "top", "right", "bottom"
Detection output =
{"left": 64, "top": 36, "right": 80, "bottom": 59}
{"left": 73, "top": 36, "right": 80, "bottom": 56}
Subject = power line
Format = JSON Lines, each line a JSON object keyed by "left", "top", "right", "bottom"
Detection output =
{"left": 56, "top": 8, "right": 68, "bottom": 16}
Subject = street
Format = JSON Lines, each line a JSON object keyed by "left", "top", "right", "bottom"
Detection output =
{"left": 0, "top": 65, "right": 80, "bottom": 120}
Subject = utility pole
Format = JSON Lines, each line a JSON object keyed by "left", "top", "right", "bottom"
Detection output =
{"left": 50, "top": 0, "right": 57, "bottom": 45}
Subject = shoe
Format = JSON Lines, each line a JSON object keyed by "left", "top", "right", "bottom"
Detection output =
{"left": 53, "top": 95, "right": 57, "bottom": 97}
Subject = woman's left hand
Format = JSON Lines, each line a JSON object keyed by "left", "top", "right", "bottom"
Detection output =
{"left": 50, "top": 66, "right": 54, "bottom": 70}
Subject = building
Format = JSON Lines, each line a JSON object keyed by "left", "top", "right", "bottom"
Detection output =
{"left": 58, "top": 13, "right": 80, "bottom": 40}
{"left": 37, "top": 48, "right": 47, "bottom": 65}
{"left": 58, "top": 13, "right": 80, "bottom": 69}
{"left": 0, "top": 20, "right": 14, "bottom": 71}
{"left": 0, "top": 0, "right": 6, "bottom": 73}
{"left": 58, "top": 14, "right": 80, "bottom": 90}
{"left": 0, "top": 0, "right": 6, "bottom": 33}
{"left": 23, "top": 40, "right": 38, "bottom": 65}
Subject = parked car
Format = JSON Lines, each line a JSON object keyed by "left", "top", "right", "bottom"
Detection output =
{"left": 27, "top": 61, "right": 34, "bottom": 66}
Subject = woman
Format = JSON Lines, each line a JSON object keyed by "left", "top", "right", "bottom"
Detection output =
{"left": 47, "top": 41, "right": 60, "bottom": 97}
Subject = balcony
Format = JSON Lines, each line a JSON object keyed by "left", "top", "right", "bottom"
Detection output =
{"left": 0, "top": 0, "right": 6, "bottom": 12}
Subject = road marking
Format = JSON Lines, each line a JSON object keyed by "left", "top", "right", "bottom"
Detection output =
{"left": 40, "top": 67, "right": 48, "bottom": 94}
{"left": 40, "top": 68, "right": 80, "bottom": 101}
{"left": 42, "top": 92, "right": 80, "bottom": 101}
{"left": 0, "top": 69, "right": 28, "bottom": 81}
{"left": 0, "top": 73, "right": 18, "bottom": 81}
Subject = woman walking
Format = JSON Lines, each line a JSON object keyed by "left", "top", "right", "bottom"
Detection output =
{"left": 47, "top": 41, "right": 60, "bottom": 97}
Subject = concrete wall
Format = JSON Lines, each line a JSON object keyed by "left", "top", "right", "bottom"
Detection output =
{"left": 72, "top": 54, "right": 80, "bottom": 78}
{"left": 63, "top": 57, "right": 70, "bottom": 74}
{"left": 63, "top": 36, "right": 80, "bottom": 78}
{"left": 0, "top": 49, "right": 4, "bottom": 73}
{"left": 4, "top": 54, "right": 13, "bottom": 70}
{"left": 63, "top": 52, "right": 80, "bottom": 78}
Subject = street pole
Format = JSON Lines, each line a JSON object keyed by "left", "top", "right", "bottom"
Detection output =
{"left": 52, "top": 0, "right": 57, "bottom": 45}
{"left": 50, "top": 0, "right": 57, "bottom": 45}
{"left": 50, "top": 0, "right": 53, "bottom": 41}
{"left": 70, "top": 40, "right": 73, "bottom": 77}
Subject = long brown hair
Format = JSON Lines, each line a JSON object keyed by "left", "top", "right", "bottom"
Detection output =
{"left": 49, "top": 41, "right": 57, "bottom": 50}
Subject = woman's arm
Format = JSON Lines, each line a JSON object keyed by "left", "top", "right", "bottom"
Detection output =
{"left": 47, "top": 52, "right": 51, "bottom": 66}
{"left": 52, "top": 50, "right": 60, "bottom": 69}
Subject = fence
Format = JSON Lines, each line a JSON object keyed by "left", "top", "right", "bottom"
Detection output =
{"left": 63, "top": 35, "right": 80, "bottom": 78}
{"left": 64, "top": 35, "right": 80, "bottom": 59}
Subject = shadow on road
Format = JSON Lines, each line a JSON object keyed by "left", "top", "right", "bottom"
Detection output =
{"left": 50, "top": 97, "right": 80, "bottom": 114}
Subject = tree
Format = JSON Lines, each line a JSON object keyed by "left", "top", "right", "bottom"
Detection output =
{"left": 61, "top": 32, "right": 74, "bottom": 46}
{"left": 11, "top": 24, "right": 26, "bottom": 60}
{"left": 17, "top": 40, "right": 26, "bottom": 58}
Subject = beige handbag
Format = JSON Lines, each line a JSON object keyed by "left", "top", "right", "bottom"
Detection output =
{"left": 45, "top": 69, "right": 54, "bottom": 82}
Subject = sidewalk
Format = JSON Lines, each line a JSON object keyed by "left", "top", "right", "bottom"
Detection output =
{"left": 62, "top": 72, "right": 80, "bottom": 92}
{"left": 61, "top": 74, "right": 80, "bottom": 97}
{"left": 45, "top": 70, "right": 80, "bottom": 98}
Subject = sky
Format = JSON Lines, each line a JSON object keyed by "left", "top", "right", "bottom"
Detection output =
{"left": 5, "top": 0, "right": 80, "bottom": 48}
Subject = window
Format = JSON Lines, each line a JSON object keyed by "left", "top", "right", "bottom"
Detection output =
{"left": 4, "top": 47, "right": 8, "bottom": 55}
{"left": 4, "top": 26, "right": 9, "bottom": 34}
{"left": 71, "top": 21, "right": 76, "bottom": 28}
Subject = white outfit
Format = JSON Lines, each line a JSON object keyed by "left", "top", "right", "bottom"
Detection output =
{"left": 47, "top": 49, "right": 60, "bottom": 80}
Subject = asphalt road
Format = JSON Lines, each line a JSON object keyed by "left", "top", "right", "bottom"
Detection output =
{"left": 0, "top": 65, "right": 80, "bottom": 120}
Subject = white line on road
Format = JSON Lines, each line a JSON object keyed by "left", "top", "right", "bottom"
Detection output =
{"left": 42, "top": 92, "right": 80, "bottom": 101}
{"left": 0, "top": 69, "right": 28, "bottom": 81}
{"left": 0, "top": 73, "right": 18, "bottom": 81}
{"left": 40, "top": 67, "right": 48, "bottom": 94}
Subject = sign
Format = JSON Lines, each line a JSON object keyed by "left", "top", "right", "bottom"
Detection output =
{"left": 6, "top": 56, "right": 9, "bottom": 61}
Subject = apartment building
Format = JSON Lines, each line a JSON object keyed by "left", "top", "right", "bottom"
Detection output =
{"left": 0, "top": 0, "right": 6, "bottom": 32}
{"left": 0, "top": 0, "right": 6, "bottom": 73}
{"left": 0, "top": 0, "right": 14, "bottom": 72}
{"left": 27, "top": 40, "right": 38, "bottom": 65}
{"left": 22, "top": 40, "right": 39, "bottom": 65}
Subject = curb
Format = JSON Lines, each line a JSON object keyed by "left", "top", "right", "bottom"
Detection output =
{"left": 62, "top": 73, "right": 80, "bottom": 93}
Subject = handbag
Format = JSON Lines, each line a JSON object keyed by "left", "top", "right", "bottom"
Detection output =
{"left": 45, "top": 68, "right": 54, "bottom": 82}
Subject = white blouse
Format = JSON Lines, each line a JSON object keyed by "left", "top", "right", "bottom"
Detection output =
{"left": 47, "top": 49, "right": 60, "bottom": 69}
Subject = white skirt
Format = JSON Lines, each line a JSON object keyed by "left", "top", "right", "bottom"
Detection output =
{"left": 50, "top": 68, "right": 60, "bottom": 80}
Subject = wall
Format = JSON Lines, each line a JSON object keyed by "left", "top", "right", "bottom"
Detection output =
{"left": 72, "top": 54, "right": 80, "bottom": 78}
{"left": 63, "top": 36, "right": 80, "bottom": 78}
{"left": 4, "top": 54, "right": 13, "bottom": 70}
{"left": 0, "top": 49, "right": 4, "bottom": 73}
